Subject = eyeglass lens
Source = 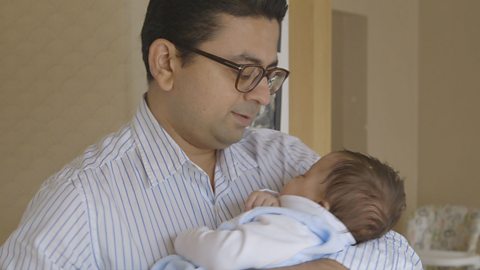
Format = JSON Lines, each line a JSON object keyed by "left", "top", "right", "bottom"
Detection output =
{"left": 237, "top": 67, "right": 287, "bottom": 94}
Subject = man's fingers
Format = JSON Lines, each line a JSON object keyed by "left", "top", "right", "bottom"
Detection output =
{"left": 252, "top": 197, "right": 266, "bottom": 208}
{"left": 269, "top": 199, "right": 280, "bottom": 207}
{"left": 245, "top": 191, "right": 279, "bottom": 210}
{"left": 244, "top": 194, "right": 257, "bottom": 211}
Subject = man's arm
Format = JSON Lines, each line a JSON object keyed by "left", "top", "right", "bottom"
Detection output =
{"left": 293, "top": 231, "right": 423, "bottom": 270}
{"left": 0, "top": 177, "right": 95, "bottom": 270}
{"left": 274, "top": 231, "right": 423, "bottom": 270}
{"left": 273, "top": 259, "right": 347, "bottom": 270}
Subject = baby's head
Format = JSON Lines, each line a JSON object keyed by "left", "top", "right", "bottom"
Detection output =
{"left": 281, "top": 150, "right": 406, "bottom": 243}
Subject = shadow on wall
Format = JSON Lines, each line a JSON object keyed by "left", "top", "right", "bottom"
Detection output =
{"left": 332, "top": 10, "right": 367, "bottom": 153}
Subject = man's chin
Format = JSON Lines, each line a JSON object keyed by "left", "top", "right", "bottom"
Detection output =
{"left": 215, "top": 129, "right": 245, "bottom": 149}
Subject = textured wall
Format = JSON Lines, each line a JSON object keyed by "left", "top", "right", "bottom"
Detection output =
{"left": 418, "top": 0, "right": 480, "bottom": 207}
{"left": 0, "top": 0, "right": 147, "bottom": 243}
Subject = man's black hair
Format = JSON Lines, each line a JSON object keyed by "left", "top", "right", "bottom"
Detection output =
{"left": 141, "top": 0, "right": 288, "bottom": 81}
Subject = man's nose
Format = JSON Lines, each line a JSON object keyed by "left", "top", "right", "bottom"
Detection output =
{"left": 245, "top": 77, "right": 271, "bottom": 106}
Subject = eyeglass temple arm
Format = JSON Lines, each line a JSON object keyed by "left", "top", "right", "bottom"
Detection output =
{"left": 177, "top": 45, "right": 241, "bottom": 71}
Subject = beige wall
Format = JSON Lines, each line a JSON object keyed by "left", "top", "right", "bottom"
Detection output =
{"left": 331, "top": 0, "right": 419, "bottom": 232}
{"left": 418, "top": 0, "right": 480, "bottom": 207}
{"left": 0, "top": 0, "right": 148, "bottom": 243}
{"left": 332, "top": 10, "right": 368, "bottom": 153}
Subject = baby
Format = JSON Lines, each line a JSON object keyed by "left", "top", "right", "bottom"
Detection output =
{"left": 152, "top": 150, "right": 406, "bottom": 270}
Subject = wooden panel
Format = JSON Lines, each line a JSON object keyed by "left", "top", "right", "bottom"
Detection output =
{"left": 289, "top": 0, "right": 332, "bottom": 155}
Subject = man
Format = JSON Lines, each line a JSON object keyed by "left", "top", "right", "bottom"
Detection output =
{"left": 0, "top": 1, "right": 422, "bottom": 269}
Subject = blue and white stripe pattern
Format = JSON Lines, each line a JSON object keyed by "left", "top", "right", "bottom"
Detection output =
{"left": 0, "top": 99, "right": 422, "bottom": 270}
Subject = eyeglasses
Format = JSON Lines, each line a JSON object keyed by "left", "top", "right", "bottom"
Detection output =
{"left": 178, "top": 45, "right": 289, "bottom": 95}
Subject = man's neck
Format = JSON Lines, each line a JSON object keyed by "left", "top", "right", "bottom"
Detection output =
{"left": 190, "top": 150, "right": 217, "bottom": 189}
{"left": 146, "top": 91, "right": 217, "bottom": 189}
{"left": 171, "top": 137, "right": 218, "bottom": 191}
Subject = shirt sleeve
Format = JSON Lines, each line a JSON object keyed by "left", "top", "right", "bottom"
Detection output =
{"left": 0, "top": 176, "right": 95, "bottom": 270}
{"left": 282, "top": 133, "right": 320, "bottom": 179}
{"left": 174, "top": 214, "right": 319, "bottom": 270}
{"left": 244, "top": 129, "right": 320, "bottom": 191}
{"left": 323, "top": 231, "right": 423, "bottom": 270}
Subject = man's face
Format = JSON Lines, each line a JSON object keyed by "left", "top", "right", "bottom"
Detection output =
{"left": 166, "top": 14, "right": 280, "bottom": 150}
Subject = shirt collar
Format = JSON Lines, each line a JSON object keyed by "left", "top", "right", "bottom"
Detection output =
{"left": 131, "top": 98, "right": 258, "bottom": 188}
{"left": 217, "top": 137, "right": 259, "bottom": 182}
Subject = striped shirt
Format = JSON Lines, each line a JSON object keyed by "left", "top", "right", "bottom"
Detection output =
{"left": 0, "top": 99, "right": 423, "bottom": 270}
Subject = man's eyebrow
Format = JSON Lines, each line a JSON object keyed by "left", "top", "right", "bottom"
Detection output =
{"left": 232, "top": 53, "right": 278, "bottom": 68}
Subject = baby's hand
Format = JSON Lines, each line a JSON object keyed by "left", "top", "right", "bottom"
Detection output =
{"left": 244, "top": 191, "right": 280, "bottom": 211}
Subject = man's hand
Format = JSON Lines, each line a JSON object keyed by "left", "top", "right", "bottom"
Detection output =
{"left": 272, "top": 259, "right": 347, "bottom": 270}
{"left": 244, "top": 191, "right": 280, "bottom": 211}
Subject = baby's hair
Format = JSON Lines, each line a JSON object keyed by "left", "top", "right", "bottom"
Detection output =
{"left": 323, "top": 150, "right": 406, "bottom": 243}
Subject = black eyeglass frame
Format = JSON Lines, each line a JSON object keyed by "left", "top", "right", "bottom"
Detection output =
{"left": 177, "top": 45, "right": 290, "bottom": 94}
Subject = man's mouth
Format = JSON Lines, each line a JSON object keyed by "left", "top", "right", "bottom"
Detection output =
{"left": 232, "top": 111, "right": 255, "bottom": 127}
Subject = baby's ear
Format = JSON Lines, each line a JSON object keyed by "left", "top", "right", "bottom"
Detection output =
{"left": 319, "top": 200, "right": 330, "bottom": 210}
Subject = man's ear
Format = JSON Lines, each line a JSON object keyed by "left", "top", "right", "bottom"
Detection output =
{"left": 148, "top": 39, "right": 178, "bottom": 91}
